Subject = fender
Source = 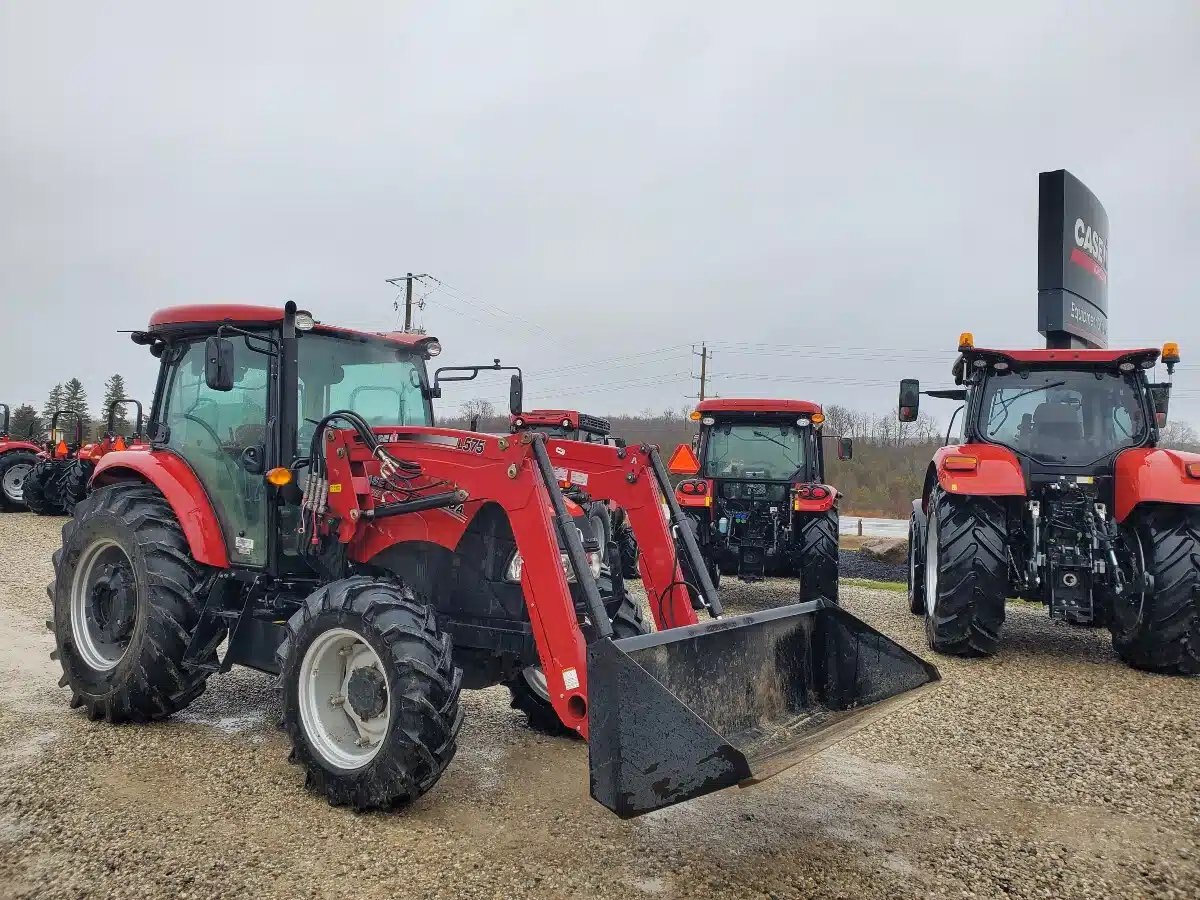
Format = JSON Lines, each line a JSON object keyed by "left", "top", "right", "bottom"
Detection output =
{"left": 928, "top": 444, "right": 1026, "bottom": 502}
{"left": 792, "top": 484, "right": 838, "bottom": 514}
{"left": 1113, "top": 448, "right": 1200, "bottom": 522}
{"left": 0, "top": 440, "right": 43, "bottom": 456}
{"left": 92, "top": 450, "right": 230, "bottom": 568}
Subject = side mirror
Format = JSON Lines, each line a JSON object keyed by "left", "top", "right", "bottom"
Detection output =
{"left": 1150, "top": 383, "right": 1171, "bottom": 428}
{"left": 668, "top": 443, "right": 701, "bottom": 475}
{"left": 837, "top": 437, "right": 853, "bottom": 461}
{"left": 204, "top": 337, "right": 236, "bottom": 392}
{"left": 898, "top": 378, "right": 920, "bottom": 422}
{"left": 509, "top": 373, "right": 523, "bottom": 417}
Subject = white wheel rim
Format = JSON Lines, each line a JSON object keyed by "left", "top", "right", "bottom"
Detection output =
{"left": 521, "top": 665, "right": 550, "bottom": 702}
{"left": 70, "top": 538, "right": 137, "bottom": 671}
{"left": 924, "top": 512, "right": 939, "bottom": 617}
{"left": 2, "top": 462, "right": 32, "bottom": 502}
{"left": 298, "top": 628, "right": 390, "bottom": 770}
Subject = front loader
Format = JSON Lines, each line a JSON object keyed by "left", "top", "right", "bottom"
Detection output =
{"left": 48, "top": 302, "right": 937, "bottom": 817}
{"left": 0, "top": 403, "right": 44, "bottom": 511}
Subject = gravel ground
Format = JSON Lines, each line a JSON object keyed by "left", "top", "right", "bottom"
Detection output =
{"left": 838, "top": 548, "right": 907, "bottom": 583}
{"left": 1, "top": 512, "right": 1197, "bottom": 900}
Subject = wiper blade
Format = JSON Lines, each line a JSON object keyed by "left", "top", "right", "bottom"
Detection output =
{"left": 751, "top": 429, "right": 799, "bottom": 468}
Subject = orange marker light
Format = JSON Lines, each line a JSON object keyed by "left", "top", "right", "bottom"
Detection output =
{"left": 943, "top": 454, "right": 978, "bottom": 472}
{"left": 958, "top": 332, "right": 974, "bottom": 351}
{"left": 1185, "top": 462, "right": 1200, "bottom": 480}
{"left": 688, "top": 410, "right": 702, "bottom": 422}
{"left": 266, "top": 467, "right": 294, "bottom": 486}
{"left": 810, "top": 412, "right": 825, "bottom": 425}
{"left": 1163, "top": 342, "right": 1181, "bottom": 364}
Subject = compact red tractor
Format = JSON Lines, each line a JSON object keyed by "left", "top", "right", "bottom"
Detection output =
{"left": 0, "top": 403, "right": 43, "bottom": 511}
{"left": 902, "top": 333, "right": 1200, "bottom": 674}
{"left": 48, "top": 302, "right": 936, "bottom": 817}
{"left": 668, "top": 399, "right": 852, "bottom": 600}
{"left": 57, "top": 399, "right": 148, "bottom": 511}
{"left": 509, "top": 409, "right": 639, "bottom": 578}
{"left": 23, "top": 410, "right": 87, "bottom": 516}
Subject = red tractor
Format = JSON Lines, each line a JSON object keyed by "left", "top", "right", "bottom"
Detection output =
{"left": 509, "top": 409, "right": 640, "bottom": 579}
{"left": 57, "top": 399, "right": 148, "bottom": 511}
{"left": 48, "top": 302, "right": 936, "bottom": 817}
{"left": 0, "top": 403, "right": 43, "bottom": 511}
{"left": 902, "top": 333, "right": 1200, "bottom": 674}
{"left": 668, "top": 399, "right": 853, "bottom": 601}
{"left": 23, "top": 410, "right": 87, "bottom": 516}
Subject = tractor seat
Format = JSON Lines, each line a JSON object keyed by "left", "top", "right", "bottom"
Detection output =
{"left": 1031, "top": 402, "right": 1084, "bottom": 443}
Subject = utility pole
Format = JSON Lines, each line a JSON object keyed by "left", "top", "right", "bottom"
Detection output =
{"left": 385, "top": 273, "right": 429, "bottom": 332}
{"left": 691, "top": 343, "right": 713, "bottom": 401}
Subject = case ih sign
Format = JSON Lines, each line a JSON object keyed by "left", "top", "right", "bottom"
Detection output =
{"left": 1037, "top": 169, "right": 1109, "bottom": 349}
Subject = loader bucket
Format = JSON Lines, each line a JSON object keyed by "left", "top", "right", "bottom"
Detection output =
{"left": 587, "top": 599, "right": 939, "bottom": 818}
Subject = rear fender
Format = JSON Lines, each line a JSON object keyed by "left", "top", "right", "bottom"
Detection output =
{"left": 0, "top": 440, "right": 43, "bottom": 456}
{"left": 92, "top": 450, "right": 230, "bottom": 568}
{"left": 1113, "top": 448, "right": 1200, "bottom": 522}
{"left": 931, "top": 444, "right": 1026, "bottom": 499}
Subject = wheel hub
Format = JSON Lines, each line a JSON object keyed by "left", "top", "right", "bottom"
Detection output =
{"left": 90, "top": 564, "right": 136, "bottom": 645}
{"left": 70, "top": 539, "right": 138, "bottom": 672}
{"left": 346, "top": 666, "right": 388, "bottom": 720}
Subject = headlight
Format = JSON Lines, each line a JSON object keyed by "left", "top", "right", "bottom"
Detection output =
{"left": 505, "top": 549, "right": 603, "bottom": 583}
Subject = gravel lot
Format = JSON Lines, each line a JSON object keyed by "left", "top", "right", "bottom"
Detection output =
{"left": 1, "top": 512, "right": 1197, "bottom": 900}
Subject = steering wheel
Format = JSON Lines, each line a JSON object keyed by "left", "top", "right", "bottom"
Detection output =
{"left": 181, "top": 414, "right": 245, "bottom": 487}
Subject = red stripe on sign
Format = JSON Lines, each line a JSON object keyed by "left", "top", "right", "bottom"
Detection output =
{"left": 1070, "top": 247, "right": 1107, "bottom": 283}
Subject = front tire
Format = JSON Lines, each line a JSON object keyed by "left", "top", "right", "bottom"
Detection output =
{"left": 508, "top": 591, "right": 648, "bottom": 735}
{"left": 1109, "top": 505, "right": 1200, "bottom": 675}
{"left": 0, "top": 450, "right": 38, "bottom": 511}
{"left": 796, "top": 508, "right": 839, "bottom": 603}
{"left": 610, "top": 505, "right": 640, "bottom": 579}
{"left": 50, "top": 483, "right": 214, "bottom": 721}
{"left": 923, "top": 489, "right": 1008, "bottom": 656}
{"left": 278, "top": 577, "right": 463, "bottom": 810}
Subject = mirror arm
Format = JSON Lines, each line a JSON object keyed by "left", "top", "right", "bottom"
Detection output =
{"left": 217, "top": 323, "right": 280, "bottom": 357}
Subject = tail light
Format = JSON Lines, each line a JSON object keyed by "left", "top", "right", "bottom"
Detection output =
{"left": 810, "top": 486, "right": 829, "bottom": 500}
{"left": 943, "top": 455, "right": 978, "bottom": 472}
{"left": 680, "top": 481, "right": 696, "bottom": 494}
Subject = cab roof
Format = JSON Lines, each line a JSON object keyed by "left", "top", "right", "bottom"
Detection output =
{"left": 962, "top": 346, "right": 1160, "bottom": 365}
{"left": 146, "top": 304, "right": 435, "bottom": 349}
{"left": 696, "top": 398, "right": 822, "bottom": 416}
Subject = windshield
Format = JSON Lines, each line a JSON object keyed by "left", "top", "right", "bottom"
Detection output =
{"left": 297, "top": 333, "right": 432, "bottom": 443}
{"left": 977, "top": 367, "right": 1148, "bottom": 465}
{"left": 702, "top": 423, "right": 806, "bottom": 481}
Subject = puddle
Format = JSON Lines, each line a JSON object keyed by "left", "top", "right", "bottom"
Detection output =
{"left": 176, "top": 710, "right": 267, "bottom": 735}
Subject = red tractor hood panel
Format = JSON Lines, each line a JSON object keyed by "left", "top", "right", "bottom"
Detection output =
{"left": 931, "top": 444, "right": 1026, "bottom": 500}
{"left": 1112, "top": 448, "right": 1200, "bottom": 522}
{"left": 0, "top": 440, "right": 43, "bottom": 455}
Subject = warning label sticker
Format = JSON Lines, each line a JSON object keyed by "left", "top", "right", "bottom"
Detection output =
{"left": 562, "top": 668, "right": 580, "bottom": 690}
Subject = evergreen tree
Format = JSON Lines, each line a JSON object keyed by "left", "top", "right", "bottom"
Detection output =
{"left": 42, "top": 383, "right": 65, "bottom": 424}
{"left": 101, "top": 373, "right": 130, "bottom": 434}
{"left": 61, "top": 378, "right": 89, "bottom": 441}
{"left": 9, "top": 404, "right": 43, "bottom": 441}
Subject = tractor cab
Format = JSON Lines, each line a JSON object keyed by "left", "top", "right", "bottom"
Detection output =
{"left": 669, "top": 399, "right": 851, "bottom": 593}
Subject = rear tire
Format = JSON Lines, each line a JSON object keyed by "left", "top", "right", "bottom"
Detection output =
{"left": 907, "top": 512, "right": 925, "bottom": 615}
{"left": 1109, "top": 505, "right": 1200, "bottom": 675}
{"left": 587, "top": 502, "right": 613, "bottom": 553}
{"left": 796, "top": 508, "right": 839, "bottom": 603}
{"left": 610, "top": 506, "right": 640, "bottom": 579}
{"left": 278, "top": 577, "right": 463, "bottom": 810}
{"left": 22, "top": 460, "right": 58, "bottom": 515}
{"left": 50, "top": 483, "right": 214, "bottom": 721}
{"left": 508, "top": 591, "right": 648, "bottom": 735}
{"left": 0, "top": 450, "right": 38, "bottom": 511}
{"left": 923, "top": 489, "right": 1008, "bottom": 656}
{"left": 59, "top": 460, "right": 93, "bottom": 512}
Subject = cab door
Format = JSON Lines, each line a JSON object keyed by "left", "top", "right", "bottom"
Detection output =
{"left": 158, "top": 339, "right": 272, "bottom": 567}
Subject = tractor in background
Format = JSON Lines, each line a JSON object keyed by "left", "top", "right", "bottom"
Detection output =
{"left": 48, "top": 302, "right": 937, "bottom": 819}
{"left": 903, "top": 333, "right": 1200, "bottom": 674}
{"left": 23, "top": 410, "right": 86, "bottom": 516}
{"left": 57, "top": 399, "right": 148, "bottom": 510}
{"left": 668, "top": 399, "right": 852, "bottom": 601}
{"left": 0, "top": 403, "right": 43, "bottom": 511}
{"left": 509, "top": 409, "right": 639, "bottom": 578}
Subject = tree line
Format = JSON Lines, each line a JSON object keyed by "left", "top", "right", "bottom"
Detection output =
{"left": 445, "top": 400, "right": 1200, "bottom": 518}
{"left": 5, "top": 375, "right": 139, "bottom": 443}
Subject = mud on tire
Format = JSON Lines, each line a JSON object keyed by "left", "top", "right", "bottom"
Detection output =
{"left": 277, "top": 577, "right": 464, "bottom": 810}
{"left": 507, "top": 590, "right": 649, "bottom": 736}
{"left": 797, "top": 508, "right": 839, "bottom": 603}
{"left": 923, "top": 489, "right": 1008, "bottom": 656}
{"left": 1109, "top": 505, "right": 1200, "bottom": 675}
{"left": 49, "top": 482, "right": 215, "bottom": 721}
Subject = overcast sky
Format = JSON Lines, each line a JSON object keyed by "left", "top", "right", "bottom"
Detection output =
{"left": 2, "top": 2, "right": 1198, "bottom": 426}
